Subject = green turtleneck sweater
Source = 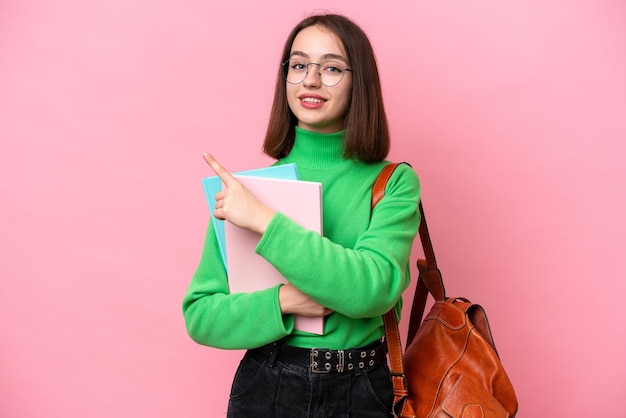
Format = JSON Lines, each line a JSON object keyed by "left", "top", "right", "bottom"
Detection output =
{"left": 183, "top": 127, "right": 420, "bottom": 350}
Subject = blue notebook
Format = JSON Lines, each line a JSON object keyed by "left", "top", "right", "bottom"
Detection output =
{"left": 201, "top": 163, "right": 300, "bottom": 269}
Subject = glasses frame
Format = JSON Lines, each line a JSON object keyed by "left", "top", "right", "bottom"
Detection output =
{"left": 281, "top": 59, "right": 352, "bottom": 87}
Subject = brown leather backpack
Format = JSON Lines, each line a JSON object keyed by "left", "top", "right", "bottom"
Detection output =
{"left": 373, "top": 163, "right": 518, "bottom": 418}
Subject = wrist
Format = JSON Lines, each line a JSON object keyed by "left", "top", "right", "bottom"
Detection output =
{"left": 278, "top": 284, "right": 293, "bottom": 314}
{"left": 254, "top": 208, "right": 275, "bottom": 235}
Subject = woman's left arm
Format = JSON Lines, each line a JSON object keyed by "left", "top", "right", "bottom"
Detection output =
{"left": 256, "top": 165, "right": 420, "bottom": 318}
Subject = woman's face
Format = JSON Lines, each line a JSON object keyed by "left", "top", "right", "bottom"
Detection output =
{"left": 286, "top": 25, "right": 352, "bottom": 134}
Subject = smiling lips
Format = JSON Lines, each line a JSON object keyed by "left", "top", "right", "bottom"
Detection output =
{"left": 299, "top": 95, "right": 326, "bottom": 108}
{"left": 302, "top": 97, "right": 324, "bottom": 103}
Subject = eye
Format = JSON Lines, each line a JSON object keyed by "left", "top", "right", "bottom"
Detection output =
{"left": 289, "top": 60, "right": 306, "bottom": 71}
{"left": 321, "top": 62, "right": 344, "bottom": 74}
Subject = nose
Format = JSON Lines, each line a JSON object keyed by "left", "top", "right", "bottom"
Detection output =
{"left": 302, "top": 63, "right": 322, "bottom": 87}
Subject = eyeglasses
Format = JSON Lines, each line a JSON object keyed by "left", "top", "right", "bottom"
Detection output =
{"left": 281, "top": 59, "right": 352, "bottom": 87}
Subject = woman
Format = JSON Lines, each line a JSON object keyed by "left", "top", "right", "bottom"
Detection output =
{"left": 183, "top": 13, "right": 420, "bottom": 417}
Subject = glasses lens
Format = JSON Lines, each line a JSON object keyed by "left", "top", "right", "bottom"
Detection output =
{"left": 282, "top": 60, "right": 348, "bottom": 87}
{"left": 319, "top": 61, "right": 345, "bottom": 87}
{"left": 283, "top": 59, "right": 306, "bottom": 84}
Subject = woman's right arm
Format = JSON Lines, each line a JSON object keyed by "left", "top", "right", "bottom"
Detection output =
{"left": 184, "top": 154, "right": 332, "bottom": 348}
{"left": 182, "top": 220, "right": 295, "bottom": 349}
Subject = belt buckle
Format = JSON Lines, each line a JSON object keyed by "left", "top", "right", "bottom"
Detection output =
{"left": 310, "top": 348, "right": 345, "bottom": 373}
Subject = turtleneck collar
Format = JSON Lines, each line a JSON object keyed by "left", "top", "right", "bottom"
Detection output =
{"left": 283, "top": 126, "right": 346, "bottom": 170}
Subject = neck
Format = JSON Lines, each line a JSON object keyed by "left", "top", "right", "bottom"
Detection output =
{"left": 284, "top": 126, "right": 346, "bottom": 170}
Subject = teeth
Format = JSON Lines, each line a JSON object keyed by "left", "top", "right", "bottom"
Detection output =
{"left": 302, "top": 97, "right": 324, "bottom": 103}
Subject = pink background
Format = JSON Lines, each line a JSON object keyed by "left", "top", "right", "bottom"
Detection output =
{"left": 1, "top": 0, "right": 625, "bottom": 416}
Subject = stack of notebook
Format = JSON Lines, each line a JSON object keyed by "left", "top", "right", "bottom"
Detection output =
{"left": 202, "top": 164, "right": 324, "bottom": 334}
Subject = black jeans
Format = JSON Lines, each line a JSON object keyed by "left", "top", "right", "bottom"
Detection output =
{"left": 227, "top": 346, "right": 393, "bottom": 417}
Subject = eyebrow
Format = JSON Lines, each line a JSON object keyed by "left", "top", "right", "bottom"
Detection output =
{"left": 289, "top": 51, "right": 349, "bottom": 63}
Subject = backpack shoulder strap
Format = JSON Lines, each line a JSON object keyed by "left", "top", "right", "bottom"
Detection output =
{"left": 371, "top": 162, "right": 446, "bottom": 346}
{"left": 371, "top": 162, "right": 410, "bottom": 411}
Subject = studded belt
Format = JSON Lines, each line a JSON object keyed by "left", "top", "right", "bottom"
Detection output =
{"left": 256, "top": 340, "right": 387, "bottom": 373}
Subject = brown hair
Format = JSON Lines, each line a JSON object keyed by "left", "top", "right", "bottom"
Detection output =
{"left": 263, "top": 14, "right": 390, "bottom": 163}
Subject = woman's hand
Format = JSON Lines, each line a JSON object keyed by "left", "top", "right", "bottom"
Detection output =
{"left": 203, "top": 153, "right": 276, "bottom": 234}
{"left": 279, "top": 283, "right": 333, "bottom": 317}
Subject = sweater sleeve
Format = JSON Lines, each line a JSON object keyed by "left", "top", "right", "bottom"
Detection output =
{"left": 182, "top": 220, "right": 294, "bottom": 349}
{"left": 256, "top": 164, "right": 420, "bottom": 318}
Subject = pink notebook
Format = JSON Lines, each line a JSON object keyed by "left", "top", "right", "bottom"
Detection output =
{"left": 225, "top": 175, "right": 324, "bottom": 334}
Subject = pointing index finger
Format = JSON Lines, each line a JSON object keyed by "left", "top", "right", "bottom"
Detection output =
{"left": 203, "top": 153, "right": 236, "bottom": 186}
